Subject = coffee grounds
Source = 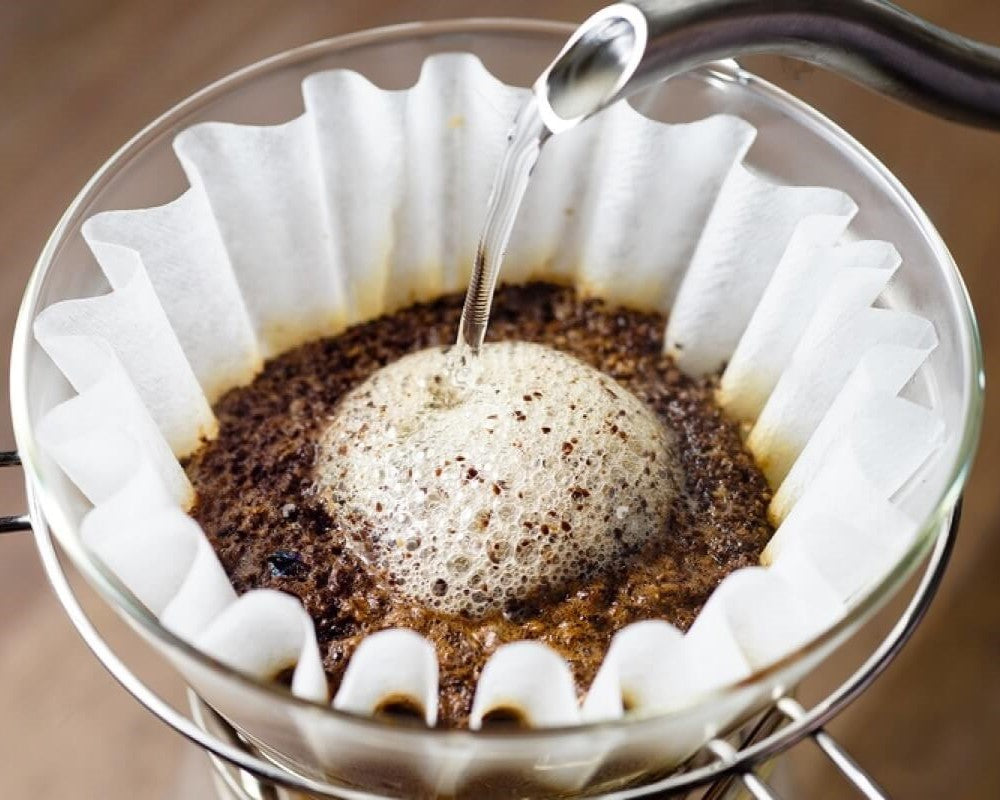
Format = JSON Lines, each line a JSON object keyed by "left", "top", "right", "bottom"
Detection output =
{"left": 184, "top": 283, "right": 774, "bottom": 727}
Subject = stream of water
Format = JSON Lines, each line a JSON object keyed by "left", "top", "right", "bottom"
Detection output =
{"left": 454, "top": 99, "right": 549, "bottom": 356}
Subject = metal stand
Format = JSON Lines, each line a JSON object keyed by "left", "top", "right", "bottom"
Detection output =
{"left": 0, "top": 451, "right": 31, "bottom": 533}
{"left": 1, "top": 450, "right": 959, "bottom": 798}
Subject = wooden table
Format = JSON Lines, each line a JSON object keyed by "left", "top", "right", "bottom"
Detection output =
{"left": 0, "top": 1, "right": 997, "bottom": 797}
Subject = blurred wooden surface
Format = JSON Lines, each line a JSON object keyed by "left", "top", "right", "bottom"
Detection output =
{"left": 0, "top": 1, "right": 997, "bottom": 797}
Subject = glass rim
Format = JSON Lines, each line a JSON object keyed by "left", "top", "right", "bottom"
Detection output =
{"left": 8, "top": 17, "right": 985, "bottom": 744}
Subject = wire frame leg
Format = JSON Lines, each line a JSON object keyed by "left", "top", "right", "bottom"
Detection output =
{"left": 0, "top": 451, "right": 30, "bottom": 534}
{"left": 0, "top": 514, "right": 31, "bottom": 533}
{"left": 706, "top": 739, "right": 784, "bottom": 800}
{"left": 776, "top": 698, "right": 888, "bottom": 800}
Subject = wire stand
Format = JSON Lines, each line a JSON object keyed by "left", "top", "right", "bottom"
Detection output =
{"left": 2, "top": 451, "right": 959, "bottom": 798}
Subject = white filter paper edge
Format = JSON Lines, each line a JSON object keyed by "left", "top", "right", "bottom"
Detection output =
{"left": 30, "top": 53, "right": 945, "bottom": 761}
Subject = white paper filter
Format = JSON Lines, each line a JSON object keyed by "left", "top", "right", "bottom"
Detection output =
{"left": 32, "top": 53, "right": 944, "bottom": 788}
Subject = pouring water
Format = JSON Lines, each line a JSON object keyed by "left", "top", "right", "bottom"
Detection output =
{"left": 456, "top": 0, "right": 1000, "bottom": 359}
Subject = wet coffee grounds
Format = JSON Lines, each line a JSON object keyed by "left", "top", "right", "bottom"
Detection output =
{"left": 184, "top": 283, "right": 774, "bottom": 727}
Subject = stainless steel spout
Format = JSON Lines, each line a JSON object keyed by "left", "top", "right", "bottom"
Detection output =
{"left": 536, "top": 0, "right": 1000, "bottom": 133}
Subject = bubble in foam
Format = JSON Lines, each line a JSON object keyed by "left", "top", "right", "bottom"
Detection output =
{"left": 316, "top": 341, "right": 680, "bottom": 617}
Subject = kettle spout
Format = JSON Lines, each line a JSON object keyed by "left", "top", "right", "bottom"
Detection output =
{"left": 533, "top": 3, "right": 649, "bottom": 134}
{"left": 536, "top": 0, "right": 1000, "bottom": 134}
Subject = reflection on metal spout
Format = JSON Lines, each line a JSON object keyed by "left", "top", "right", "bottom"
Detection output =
{"left": 534, "top": 3, "right": 649, "bottom": 134}
{"left": 546, "top": 17, "right": 636, "bottom": 119}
